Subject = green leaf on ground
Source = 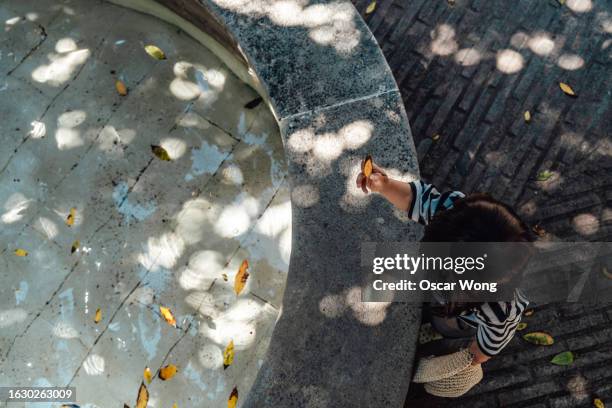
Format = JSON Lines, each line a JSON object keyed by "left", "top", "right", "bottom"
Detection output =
{"left": 551, "top": 351, "right": 574, "bottom": 365}
{"left": 537, "top": 170, "right": 553, "bottom": 181}
{"left": 523, "top": 331, "right": 554, "bottom": 345}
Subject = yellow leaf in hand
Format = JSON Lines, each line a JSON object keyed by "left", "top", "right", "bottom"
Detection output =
{"left": 151, "top": 145, "right": 171, "bottom": 161}
{"left": 66, "top": 207, "right": 76, "bottom": 226}
{"left": 145, "top": 45, "right": 166, "bottom": 60}
{"left": 14, "top": 248, "right": 28, "bottom": 257}
{"left": 144, "top": 367, "right": 152, "bottom": 383}
{"left": 234, "top": 260, "right": 249, "bottom": 295}
{"left": 559, "top": 82, "right": 576, "bottom": 96}
{"left": 94, "top": 308, "right": 102, "bottom": 324}
{"left": 223, "top": 340, "right": 235, "bottom": 370}
{"left": 365, "top": 1, "right": 376, "bottom": 14}
{"left": 158, "top": 364, "right": 177, "bottom": 381}
{"left": 362, "top": 155, "right": 373, "bottom": 178}
{"left": 116, "top": 80, "right": 128, "bottom": 96}
{"left": 136, "top": 382, "right": 148, "bottom": 408}
{"left": 228, "top": 387, "right": 238, "bottom": 408}
{"left": 159, "top": 306, "right": 177, "bottom": 327}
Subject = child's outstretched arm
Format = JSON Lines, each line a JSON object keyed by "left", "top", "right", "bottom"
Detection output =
{"left": 356, "top": 160, "right": 413, "bottom": 212}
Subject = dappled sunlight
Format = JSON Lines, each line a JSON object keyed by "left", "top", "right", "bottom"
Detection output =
{"left": 214, "top": 192, "right": 261, "bottom": 238}
{"left": 496, "top": 49, "right": 524, "bottom": 74}
{"left": 430, "top": 24, "right": 458, "bottom": 57}
{"left": 138, "top": 231, "right": 185, "bottom": 271}
{"left": 160, "top": 137, "right": 188, "bottom": 159}
{"left": 198, "top": 343, "right": 224, "bottom": 369}
{"left": 55, "top": 110, "right": 87, "bottom": 150}
{"left": 82, "top": 354, "right": 105, "bottom": 376}
{"left": 31, "top": 38, "right": 90, "bottom": 86}
{"left": 170, "top": 61, "right": 228, "bottom": 102}
{"left": 28, "top": 120, "right": 46, "bottom": 139}
{"left": 211, "top": 0, "right": 361, "bottom": 55}
{"left": 1, "top": 192, "right": 32, "bottom": 224}
{"left": 566, "top": 0, "right": 593, "bottom": 13}
{"left": 527, "top": 32, "right": 556, "bottom": 56}
{"left": 0, "top": 308, "right": 28, "bottom": 328}
{"left": 557, "top": 53, "right": 585, "bottom": 70}
{"left": 179, "top": 250, "right": 225, "bottom": 291}
{"left": 291, "top": 183, "right": 320, "bottom": 208}
{"left": 33, "top": 216, "right": 59, "bottom": 239}
{"left": 572, "top": 213, "right": 599, "bottom": 236}
{"left": 454, "top": 48, "right": 482, "bottom": 66}
{"left": 52, "top": 320, "right": 80, "bottom": 339}
{"left": 318, "top": 287, "right": 389, "bottom": 325}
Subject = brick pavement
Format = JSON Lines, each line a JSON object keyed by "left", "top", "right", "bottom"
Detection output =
{"left": 352, "top": 0, "right": 611, "bottom": 406}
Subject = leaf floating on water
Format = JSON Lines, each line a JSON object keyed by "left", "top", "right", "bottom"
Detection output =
{"left": 517, "top": 322, "right": 528, "bottom": 331}
{"left": 524, "top": 110, "right": 531, "bottom": 123}
{"left": 523, "top": 308, "right": 535, "bottom": 317}
{"left": 559, "top": 82, "right": 577, "bottom": 97}
{"left": 159, "top": 364, "right": 178, "bottom": 380}
{"left": 66, "top": 207, "right": 76, "bottom": 226}
{"left": 136, "top": 382, "right": 148, "bottom": 408}
{"left": 71, "top": 240, "right": 80, "bottom": 254}
{"left": 234, "top": 260, "right": 249, "bottom": 295}
{"left": 551, "top": 351, "right": 574, "bottom": 365}
{"left": 523, "top": 331, "right": 554, "bottom": 346}
{"left": 223, "top": 340, "right": 235, "bottom": 370}
{"left": 14, "top": 248, "right": 28, "bottom": 257}
{"left": 144, "top": 366, "right": 152, "bottom": 383}
{"left": 160, "top": 306, "right": 177, "bottom": 327}
{"left": 228, "top": 387, "right": 238, "bottom": 408}
{"left": 594, "top": 398, "right": 605, "bottom": 408}
{"left": 244, "top": 96, "right": 263, "bottom": 109}
{"left": 144, "top": 44, "right": 166, "bottom": 60}
{"left": 151, "top": 145, "right": 171, "bottom": 161}
{"left": 94, "top": 308, "right": 102, "bottom": 324}
{"left": 362, "top": 155, "right": 373, "bottom": 178}
{"left": 365, "top": 0, "right": 376, "bottom": 14}
{"left": 115, "top": 80, "right": 128, "bottom": 96}
{"left": 537, "top": 170, "right": 553, "bottom": 181}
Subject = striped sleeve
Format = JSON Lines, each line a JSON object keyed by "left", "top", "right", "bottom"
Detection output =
{"left": 407, "top": 180, "right": 465, "bottom": 225}
{"left": 473, "top": 292, "right": 530, "bottom": 356}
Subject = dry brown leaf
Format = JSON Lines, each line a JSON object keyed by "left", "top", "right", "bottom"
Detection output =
{"left": 363, "top": 155, "right": 373, "bottom": 178}
{"left": 365, "top": 1, "right": 376, "bottom": 14}
{"left": 228, "top": 387, "right": 238, "bottom": 408}
{"left": 144, "top": 366, "right": 152, "bottom": 383}
{"left": 144, "top": 45, "right": 166, "bottom": 60}
{"left": 94, "top": 308, "right": 102, "bottom": 324}
{"left": 524, "top": 110, "right": 531, "bottom": 123}
{"left": 559, "top": 82, "right": 577, "bottom": 96}
{"left": 66, "top": 207, "right": 76, "bottom": 226}
{"left": 136, "top": 382, "right": 148, "bottom": 408}
{"left": 234, "top": 260, "right": 249, "bottom": 295}
{"left": 151, "top": 145, "right": 171, "bottom": 161}
{"left": 159, "top": 364, "right": 178, "bottom": 381}
{"left": 71, "top": 240, "right": 80, "bottom": 254}
{"left": 159, "top": 306, "right": 177, "bottom": 327}
{"left": 223, "top": 340, "right": 235, "bottom": 370}
{"left": 14, "top": 248, "right": 28, "bottom": 257}
{"left": 116, "top": 80, "right": 128, "bottom": 96}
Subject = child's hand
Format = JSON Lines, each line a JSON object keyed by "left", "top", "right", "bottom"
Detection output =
{"left": 356, "top": 159, "right": 388, "bottom": 194}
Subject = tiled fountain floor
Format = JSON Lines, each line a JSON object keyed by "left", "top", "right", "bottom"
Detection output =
{"left": 0, "top": 1, "right": 290, "bottom": 406}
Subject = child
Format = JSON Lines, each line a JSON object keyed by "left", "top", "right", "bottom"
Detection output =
{"left": 356, "top": 160, "right": 532, "bottom": 388}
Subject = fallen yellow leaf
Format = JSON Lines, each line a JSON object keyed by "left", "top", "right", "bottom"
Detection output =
{"left": 172, "top": 404, "right": 178, "bottom": 408}
{"left": 136, "top": 382, "right": 148, "bottom": 408}
{"left": 365, "top": 1, "right": 376, "bottom": 14}
{"left": 594, "top": 398, "right": 605, "bottom": 408}
{"left": 151, "top": 145, "right": 171, "bottom": 161}
{"left": 363, "top": 155, "right": 373, "bottom": 177}
{"left": 524, "top": 110, "right": 531, "bottom": 123}
{"left": 66, "top": 207, "right": 76, "bottom": 226}
{"left": 228, "top": 387, "right": 238, "bottom": 408}
{"left": 524, "top": 309, "right": 535, "bottom": 317}
{"left": 517, "top": 322, "right": 528, "bottom": 331}
{"left": 116, "top": 80, "right": 128, "bottom": 96}
{"left": 223, "top": 340, "right": 235, "bottom": 370}
{"left": 145, "top": 44, "right": 166, "bottom": 60}
{"left": 523, "top": 331, "right": 554, "bottom": 346}
{"left": 432, "top": 133, "right": 441, "bottom": 141}
{"left": 159, "top": 364, "right": 178, "bottom": 381}
{"left": 559, "top": 82, "right": 576, "bottom": 96}
{"left": 94, "top": 308, "right": 102, "bottom": 324}
{"left": 14, "top": 248, "right": 28, "bottom": 257}
{"left": 160, "top": 306, "right": 177, "bottom": 327}
{"left": 144, "top": 367, "right": 152, "bottom": 383}
{"left": 71, "top": 240, "right": 80, "bottom": 254}
{"left": 234, "top": 260, "right": 249, "bottom": 295}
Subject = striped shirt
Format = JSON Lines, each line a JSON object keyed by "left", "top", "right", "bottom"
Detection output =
{"left": 408, "top": 180, "right": 529, "bottom": 356}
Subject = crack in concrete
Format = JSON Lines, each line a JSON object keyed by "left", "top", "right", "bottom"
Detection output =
{"left": 6, "top": 22, "right": 48, "bottom": 77}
